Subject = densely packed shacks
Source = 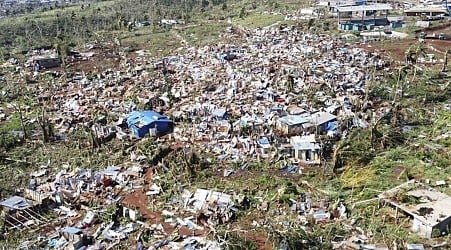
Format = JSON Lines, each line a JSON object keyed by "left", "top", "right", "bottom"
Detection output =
{"left": 1, "top": 21, "right": 397, "bottom": 249}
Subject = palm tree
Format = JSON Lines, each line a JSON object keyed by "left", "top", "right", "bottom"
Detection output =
{"left": 393, "top": 65, "right": 409, "bottom": 104}
{"left": 37, "top": 107, "right": 53, "bottom": 143}
{"left": 410, "top": 43, "right": 426, "bottom": 82}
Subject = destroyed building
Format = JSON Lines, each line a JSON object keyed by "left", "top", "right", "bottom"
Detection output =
{"left": 59, "top": 227, "right": 89, "bottom": 249}
{"left": 0, "top": 12, "right": 412, "bottom": 248}
{"left": 0, "top": 195, "right": 48, "bottom": 230}
{"left": 33, "top": 57, "right": 61, "bottom": 70}
{"left": 379, "top": 180, "right": 451, "bottom": 238}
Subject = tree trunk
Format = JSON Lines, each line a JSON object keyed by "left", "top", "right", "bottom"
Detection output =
{"left": 16, "top": 105, "right": 28, "bottom": 140}
{"left": 443, "top": 50, "right": 449, "bottom": 72}
{"left": 38, "top": 108, "right": 49, "bottom": 143}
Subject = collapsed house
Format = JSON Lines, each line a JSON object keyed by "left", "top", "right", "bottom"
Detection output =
{"left": 184, "top": 189, "right": 237, "bottom": 225}
{"left": 58, "top": 227, "right": 89, "bottom": 249}
{"left": 23, "top": 22, "right": 391, "bottom": 173}
{"left": 25, "top": 49, "right": 61, "bottom": 71}
{"left": 0, "top": 11, "right": 407, "bottom": 248}
{"left": 0, "top": 195, "right": 49, "bottom": 230}
{"left": 379, "top": 180, "right": 451, "bottom": 238}
{"left": 33, "top": 57, "right": 61, "bottom": 70}
{"left": 307, "top": 111, "right": 337, "bottom": 135}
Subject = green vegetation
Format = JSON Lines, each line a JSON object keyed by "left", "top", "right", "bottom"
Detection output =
{"left": 178, "top": 22, "right": 230, "bottom": 46}
{"left": 234, "top": 13, "right": 285, "bottom": 29}
{"left": 121, "top": 27, "right": 183, "bottom": 56}
{"left": 0, "top": 0, "right": 231, "bottom": 53}
{"left": 326, "top": 42, "right": 450, "bottom": 245}
{"left": 218, "top": 231, "right": 258, "bottom": 250}
{"left": 0, "top": 0, "right": 313, "bottom": 56}
{"left": 0, "top": 114, "right": 29, "bottom": 150}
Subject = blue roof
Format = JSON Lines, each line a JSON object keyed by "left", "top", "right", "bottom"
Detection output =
{"left": 278, "top": 115, "right": 308, "bottom": 126}
{"left": 126, "top": 110, "right": 172, "bottom": 128}
{"left": 258, "top": 137, "right": 270, "bottom": 145}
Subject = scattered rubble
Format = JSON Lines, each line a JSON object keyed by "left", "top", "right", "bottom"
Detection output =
{"left": 1, "top": 1, "right": 449, "bottom": 247}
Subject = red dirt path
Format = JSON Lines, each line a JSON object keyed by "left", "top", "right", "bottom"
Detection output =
{"left": 358, "top": 39, "right": 451, "bottom": 62}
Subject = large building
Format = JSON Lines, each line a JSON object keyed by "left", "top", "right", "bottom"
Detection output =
{"left": 404, "top": 5, "right": 449, "bottom": 16}
{"left": 335, "top": 4, "right": 393, "bottom": 31}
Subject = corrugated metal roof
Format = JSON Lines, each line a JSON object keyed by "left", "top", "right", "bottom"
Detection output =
{"left": 404, "top": 6, "right": 448, "bottom": 13}
{"left": 0, "top": 196, "right": 31, "bottom": 210}
{"left": 336, "top": 4, "right": 392, "bottom": 12}
{"left": 293, "top": 141, "right": 321, "bottom": 150}
{"left": 278, "top": 115, "right": 309, "bottom": 126}
{"left": 309, "top": 112, "right": 337, "bottom": 125}
{"left": 62, "top": 227, "right": 83, "bottom": 235}
{"left": 126, "top": 110, "right": 172, "bottom": 127}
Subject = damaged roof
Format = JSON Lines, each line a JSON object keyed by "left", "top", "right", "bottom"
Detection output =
{"left": 0, "top": 196, "right": 32, "bottom": 210}
{"left": 379, "top": 180, "right": 451, "bottom": 227}
{"left": 278, "top": 115, "right": 309, "bottom": 126}
{"left": 308, "top": 111, "right": 337, "bottom": 126}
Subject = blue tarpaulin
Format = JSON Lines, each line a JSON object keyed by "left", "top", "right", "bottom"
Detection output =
{"left": 258, "top": 137, "right": 270, "bottom": 145}
{"left": 322, "top": 120, "right": 338, "bottom": 132}
{"left": 126, "top": 110, "right": 173, "bottom": 137}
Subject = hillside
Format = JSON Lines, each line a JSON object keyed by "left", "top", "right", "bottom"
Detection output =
{"left": 0, "top": 0, "right": 450, "bottom": 249}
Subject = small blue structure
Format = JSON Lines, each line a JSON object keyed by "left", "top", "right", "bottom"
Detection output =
{"left": 126, "top": 110, "right": 173, "bottom": 137}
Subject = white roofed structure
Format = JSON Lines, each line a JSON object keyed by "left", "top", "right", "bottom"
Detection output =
{"left": 335, "top": 4, "right": 392, "bottom": 12}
